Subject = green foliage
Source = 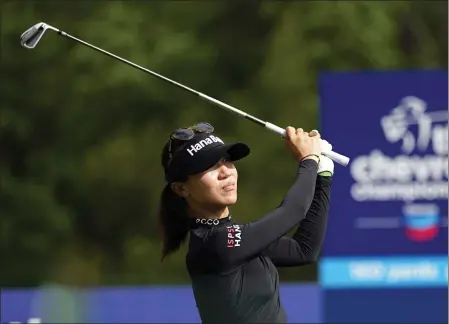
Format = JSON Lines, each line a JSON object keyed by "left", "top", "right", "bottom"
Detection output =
{"left": 1, "top": 0, "right": 447, "bottom": 287}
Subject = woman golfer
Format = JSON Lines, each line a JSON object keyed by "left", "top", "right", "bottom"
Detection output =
{"left": 158, "top": 122, "right": 333, "bottom": 324}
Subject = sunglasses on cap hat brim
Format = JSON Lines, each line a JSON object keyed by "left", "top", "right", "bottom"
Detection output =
{"left": 164, "top": 124, "right": 250, "bottom": 183}
{"left": 167, "top": 122, "right": 214, "bottom": 168}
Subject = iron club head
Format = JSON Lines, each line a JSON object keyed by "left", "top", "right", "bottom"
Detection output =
{"left": 20, "top": 22, "right": 57, "bottom": 49}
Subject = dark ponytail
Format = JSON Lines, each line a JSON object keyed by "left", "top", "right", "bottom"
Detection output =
{"left": 158, "top": 127, "right": 201, "bottom": 261}
{"left": 158, "top": 183, "right": 190, "bottom": 261}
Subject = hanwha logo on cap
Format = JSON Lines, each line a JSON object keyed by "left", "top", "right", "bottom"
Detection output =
{"left": 196, "top": 218, "right": 220, "bottom": 225}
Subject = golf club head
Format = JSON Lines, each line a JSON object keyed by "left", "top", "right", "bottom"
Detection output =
{"left": 20, "top": 22, "right": 49, "bottom": 49}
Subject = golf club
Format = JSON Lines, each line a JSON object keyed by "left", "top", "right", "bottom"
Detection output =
{"left": 20, "top": 22, "right": 350, "bottom": 166}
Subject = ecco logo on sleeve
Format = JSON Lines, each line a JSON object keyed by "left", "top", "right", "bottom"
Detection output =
{"left": 227, "top": 225, "right": 242, "bottom": 248}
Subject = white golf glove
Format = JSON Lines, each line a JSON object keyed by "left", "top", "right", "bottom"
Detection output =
{"left": 320, "top": 138, "right": 332, "bottom": 154}
{"left": 318, "top": 155, "right": 334, "bottom": 175}
{"left": 310, "top": 131, "right": 334, "bottom": 176}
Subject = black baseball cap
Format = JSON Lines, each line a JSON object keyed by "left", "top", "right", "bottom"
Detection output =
{"left": 163, "top": 132, "right": 250, "bottom": 183}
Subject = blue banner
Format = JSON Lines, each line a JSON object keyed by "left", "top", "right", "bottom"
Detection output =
{"left": 1, "top": 284, "right": 321, "bottom": 323}
{"left": 319, "top": 70, "right": 448, "bottom": 257}
{"left": 318, "top": 70, "right": 448, "bottom": 323}
{"left": 324, "top": 288, "right": 448, "bottom": 323}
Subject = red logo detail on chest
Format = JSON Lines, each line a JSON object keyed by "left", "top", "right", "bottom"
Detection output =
{"left": 227, "top": 225, "right": 242, "bottom": 248}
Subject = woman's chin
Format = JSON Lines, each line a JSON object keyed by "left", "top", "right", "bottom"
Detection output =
{"left": 220, "top": 193, "right": 238, "bottom": 206}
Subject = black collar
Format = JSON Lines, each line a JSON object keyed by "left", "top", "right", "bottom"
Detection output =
{"left": 189, "top": 215, "right": 232, "bottom": 229}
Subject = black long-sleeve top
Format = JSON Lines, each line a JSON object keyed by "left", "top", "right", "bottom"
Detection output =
{"left": 186, "top": 159, "right": 332, "bottom": 324}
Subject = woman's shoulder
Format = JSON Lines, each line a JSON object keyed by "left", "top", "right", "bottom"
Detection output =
{"left": 188, "top": 225, "right": 238, "bottom": 259}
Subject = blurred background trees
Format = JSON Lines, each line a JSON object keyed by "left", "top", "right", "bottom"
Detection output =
{"left": 1, "top": 0, "right": 447, "bottom": 287}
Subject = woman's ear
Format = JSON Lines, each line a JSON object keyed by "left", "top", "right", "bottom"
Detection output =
{"left": 171, "top": 182, "right": 189, "bottom": 198}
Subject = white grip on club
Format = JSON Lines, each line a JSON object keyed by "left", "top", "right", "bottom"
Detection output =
{"left": 264, "top": 122, "right": 350, "bottom": 167}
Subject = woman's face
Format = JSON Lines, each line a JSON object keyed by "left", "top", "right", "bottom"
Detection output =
{"left": 183, "top": 159, "right": 239, "bottom": 209}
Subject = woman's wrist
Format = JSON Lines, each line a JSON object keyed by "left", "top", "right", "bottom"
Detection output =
{"left": 300, "top": 154, "right": 320, "bottom": 163}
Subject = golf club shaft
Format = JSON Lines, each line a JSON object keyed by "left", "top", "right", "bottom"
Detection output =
{"left": 63, "top": 32, "right": 268, "bottom": 122}
{"left": 44, "top": 26, "right": 351, "bottom": 166}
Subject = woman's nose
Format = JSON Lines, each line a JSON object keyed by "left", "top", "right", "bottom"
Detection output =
{"left": 218, "top": 162, "right": 232, "bottom": 178}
